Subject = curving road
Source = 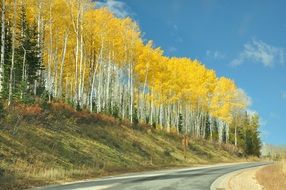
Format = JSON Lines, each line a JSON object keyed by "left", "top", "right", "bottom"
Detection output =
{"left": 32, "top": 162, "right": 269, "bottom": 190}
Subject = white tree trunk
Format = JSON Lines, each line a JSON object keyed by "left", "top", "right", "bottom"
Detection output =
{"left": 96, "top": 39, "right": 104, "bottom": 113}
{"left": 58, "top": 32, "right": 68, "bottom": 99}
{"left": 79, "top": 19, "right": 84, "bottom": 106}
{"left": 225, "top": 124, "right": 229, "bottom": 144}
{"left": 0, "top": 0, "right": 5, "bottom": 94}
{"left": 89, "top": 50, "right": 99, "bottom": 112}
{"left": 8, "top": 0, "right": 17, "bottom": 105}
{"left": 129, "top": 62, "right": 133, "bottom": 123}
{"left": 106, "top": 51, "right": 111, "bottom": 111}
{"left": 34, "top": 0, "right": 43, "bottom": 96}
{"left": 150, "top": 91, "right": 153, "bottom": 125}
{"left": 210, "top": 117, "right": 213, "bottom": 142}
{"left": 235, "top": 125, "right": 237, "bottom": 146}
{"left": 21, "top": 46, "right": 27, "bottom": 99}
{"left": 47, "top": 2, "right": 53, "bottom": 102}
{"left": 218, "top": 120, "right": 223, "bottom": 143}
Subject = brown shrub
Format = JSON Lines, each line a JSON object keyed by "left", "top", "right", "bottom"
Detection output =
{"left": 138, "top": 123, "right": 152, "bottom": 130}
{"left": 51, "top": 102, "right": 76, "bottom": 114}
{"left": 95, "top": 113, "right": 118, "bottom": 124}
{"left": 121, "top": 119, "right": 132, "bottom": 128}
{"left": 11, "top": 104, "right": 43, "bottom": 116}
{"left": 221, "top": 143, "right": 240, "bottom": 155}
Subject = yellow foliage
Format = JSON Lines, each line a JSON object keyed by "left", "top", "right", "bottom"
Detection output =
{"left": 9, "top": 0, "right": 249, "bottom": 126}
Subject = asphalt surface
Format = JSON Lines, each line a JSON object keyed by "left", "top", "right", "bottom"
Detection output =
{"left": 32, "top": 162, "right": 269, "bottom": 190}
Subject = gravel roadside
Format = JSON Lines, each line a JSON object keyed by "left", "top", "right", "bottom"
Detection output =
{"left": 211, "top": 165, "right": 266, "bottom": 190}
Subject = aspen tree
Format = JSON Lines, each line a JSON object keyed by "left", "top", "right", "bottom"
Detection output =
{"left": 0, "top": 0, "right": 257, "bottom": 149}
{"left": 8, "top": 0, "right": 17, "bottom": 105}
{"left": 0, "top": 0, "right": 5, "bottom": 95}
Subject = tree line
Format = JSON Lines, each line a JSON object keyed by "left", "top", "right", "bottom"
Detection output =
{"left": 0, "top": 0, "right": 261, "bottom": 156}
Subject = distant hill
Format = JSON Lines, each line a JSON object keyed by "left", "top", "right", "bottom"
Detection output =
{"left": 261, "top": 143, "right": 286, "bottom": 158}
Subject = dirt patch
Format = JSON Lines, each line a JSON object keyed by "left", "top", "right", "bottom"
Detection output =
{"left": 212, "top": 166, "right": 266, "bottom": 190}
{"left": 227, "top": 167, "right": 264, "bottom": 190}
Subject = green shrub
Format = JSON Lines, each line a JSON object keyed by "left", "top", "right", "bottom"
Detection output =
{"left": 0, "top": 99, "right": 4, "bottom": 120}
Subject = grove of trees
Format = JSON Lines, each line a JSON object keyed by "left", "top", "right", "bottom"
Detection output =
{"left": 0, "top": 0, "right": 261, "bottom": 156}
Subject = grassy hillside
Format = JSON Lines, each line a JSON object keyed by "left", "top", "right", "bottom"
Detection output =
{"left": 0, "top": 102, "right": 242, "bottom": 189}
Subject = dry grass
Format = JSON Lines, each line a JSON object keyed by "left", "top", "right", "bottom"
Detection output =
{"left": 256, "top": 160, "right": 286, "bottom": 190}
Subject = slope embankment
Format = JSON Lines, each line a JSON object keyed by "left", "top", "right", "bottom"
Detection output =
{"left": 0, "top": 103, "right": 244, "bottom": 189}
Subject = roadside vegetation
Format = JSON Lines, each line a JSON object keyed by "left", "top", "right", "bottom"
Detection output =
{"left": 256, "top": 160, "right": 286, "bottom": 190}
{"left": 256, "top": 147, "right": 286, "bottom": 190}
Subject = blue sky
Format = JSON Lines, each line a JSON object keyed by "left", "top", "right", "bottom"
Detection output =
{"left": 96, "top": 0, "right": 286, "bottom": 145}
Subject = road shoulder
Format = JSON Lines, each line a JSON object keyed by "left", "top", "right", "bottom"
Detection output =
{"left": 210, "top": 165, "right": 266, "bottom": 190}
{"left": 30, "top": 162, "right": 249, "bottom": 190}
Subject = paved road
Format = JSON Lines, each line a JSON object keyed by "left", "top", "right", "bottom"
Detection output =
{"left": 33, "top": 162, "right": 269, "bottom": 190}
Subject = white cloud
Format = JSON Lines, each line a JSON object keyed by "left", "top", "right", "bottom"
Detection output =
{"left": 269, "top": 112, "right": 280, "bottom": 119}
{"left": 175, "top": 36, "right": 183, "bottom": 43}
{"left": 167, "top": 46, "right": 178, "bottom": 54}
{"left": 260, "top": 117, "right": 268, "bottom": 127}
{"left": 173, "top": 24, "right": 179, "bottom": 31}
{"left": 231, "top": 39, "right": 286, "bottom": 67}
{"left": 206, "top": 50, "right": 225, "bottom": 60}
{"left": 260, "top": 129, "right": 269, "bottom": 142}
{"left": 95, "top": 0, "right": 131, "bottom": 18}
{"left": 238, "top": 88, "right": 253, "bottom": 106}
{"left": 168, "top": 23, "right": 183, "bottom": 43}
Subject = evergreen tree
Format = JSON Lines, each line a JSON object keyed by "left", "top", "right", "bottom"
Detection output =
{"left": 16, "top": 6, "right": 43, "bottom": 100}
{"left": 245, "top": 114, "right": 262, "bottom": 157}
{"left": 1, "top": 20, "right": 12, "bottom": 99}
{"left": 205, "top": 113, "right": 211, "bottom": 139}
{"left": 178, "top": 113, "right": 183, "bottom": 133}
{"left": 239, "top": 113, "right": 262, "bottom": 157}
